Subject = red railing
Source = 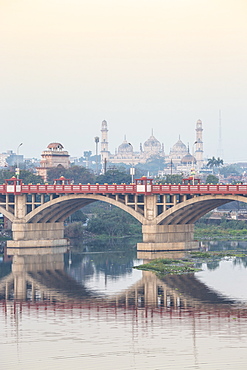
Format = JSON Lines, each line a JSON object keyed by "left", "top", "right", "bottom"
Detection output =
{"left": 2, "top": 183, "right": 247, "bottom": 195}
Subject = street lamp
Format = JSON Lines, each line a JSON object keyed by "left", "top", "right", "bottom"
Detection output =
{"left": 16, "top": 143, "right": 23, "bottom": 180}
{"left": 94, "top": 136, "right": 99, "bottom": 175}
{"left": 128, "top": 142, "right": 135, "bottom": 183}
{"left": 192, "top": 141, "right": 197, "bottom": 185}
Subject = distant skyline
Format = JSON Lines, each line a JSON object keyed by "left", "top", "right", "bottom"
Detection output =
{"left": 1, "top": 0, "right": 247, "bottom": 163}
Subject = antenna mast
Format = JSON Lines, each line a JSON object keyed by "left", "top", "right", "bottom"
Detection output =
{"left": 218, "top": 110, "right": 223, "bottom": 158}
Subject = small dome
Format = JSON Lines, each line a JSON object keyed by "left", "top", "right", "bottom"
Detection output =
{"left": 47, "top": 143, "right": 64, "bottom": 150}
{"left": 197, "top": 119, "right": 202, "bottom": 124}
{"left": 118, "top": 140, "right": 133, "bottom": 153}
{"left": 181, "top": 153, "right": 196, "bottom": 164}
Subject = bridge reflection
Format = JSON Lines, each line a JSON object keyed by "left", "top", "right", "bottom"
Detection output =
{"left": 0, "top": 247, "right": 245, "bottom": 316}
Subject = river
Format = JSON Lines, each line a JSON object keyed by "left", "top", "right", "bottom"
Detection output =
{"left": 1, "top": 239, "right": 247, "bottom": 369}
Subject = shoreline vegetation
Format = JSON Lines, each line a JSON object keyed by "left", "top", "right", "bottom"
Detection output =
{"left": 64, "top": 221, "right": 247, "bottom": 242}
{"left": 194, "top": 220, "right": 247, "bottom": 240}
{"left": 65, "top": 205, "right": 247, "bottom": 242}
{"left": 134, "top": 250, "right": 247, "bottom": 277}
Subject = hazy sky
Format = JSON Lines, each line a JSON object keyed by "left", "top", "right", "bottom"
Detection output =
{"left": 1, "top": 0, "right": 247, "bottom": 162}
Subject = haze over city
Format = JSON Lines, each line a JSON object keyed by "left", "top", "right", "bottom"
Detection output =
{"left": 1, "top": 0, "right": 247, "bottom": 162}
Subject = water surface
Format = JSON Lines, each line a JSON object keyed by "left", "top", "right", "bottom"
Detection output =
{"left": 1, "top": 241, "right": 247, "bottom": 369}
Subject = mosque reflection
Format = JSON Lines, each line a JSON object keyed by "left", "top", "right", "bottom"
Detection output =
{"left": 0, "top": 246, "right": 247, "bottom": 317}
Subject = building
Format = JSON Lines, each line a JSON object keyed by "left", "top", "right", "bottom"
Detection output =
{"left": 100, "top": 121, "right": 165, "bottom": 168}
{"left": 0, "top": 150, "right": 24, "bottom": 168}
{"left": 99, "top": 119, "right": 204, "bottom": 175}
{"left": 36, "top": 143, "right": 70, "bottom": 182}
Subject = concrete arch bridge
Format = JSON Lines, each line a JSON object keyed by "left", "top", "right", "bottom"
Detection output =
{"left": 2, "top": 177, "right": 247, "bottom": 252}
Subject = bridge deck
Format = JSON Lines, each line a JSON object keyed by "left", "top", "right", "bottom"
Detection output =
{"left": 1, "top": 183, "right": 247, "bottom": 195}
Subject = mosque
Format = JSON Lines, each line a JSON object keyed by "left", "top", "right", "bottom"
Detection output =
{"left": 100, "top": 119, "right": 204, "bottom": 173}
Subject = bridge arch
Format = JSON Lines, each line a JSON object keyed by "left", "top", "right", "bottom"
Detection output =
{"left": 156, "top": 194, "right": 247, "bottom": 225}
{"left": 24, "top": 194, "right": 146, "bottom": 224}
{"left": 0, "top": 206, "right": 15, "bottom": 223}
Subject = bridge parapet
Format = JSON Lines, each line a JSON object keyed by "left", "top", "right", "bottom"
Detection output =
{"left": 1, "top": 182, "right": 247, "bottom": 195}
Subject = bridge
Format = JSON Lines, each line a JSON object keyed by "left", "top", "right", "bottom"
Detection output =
{"left": 2, "top": 176, "right": 247, "bottom": 252}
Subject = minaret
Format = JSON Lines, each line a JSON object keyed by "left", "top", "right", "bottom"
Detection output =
{"left": 100, "top": 120, "right": 110, "bottom": 172}
{"left": 195, "top": 119, "right": 203, "bottom": 169}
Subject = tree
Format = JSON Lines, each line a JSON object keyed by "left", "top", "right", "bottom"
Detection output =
{"left": 157, "top": 174, "right": 183, "bottom": 184}
{"left": 220, "top": 164, "right": 241, "bottom": 178}
{"left": 96, "top": 168, "right": 131, "bottom": 184}
{"left": 87, "top": 207, "right": 141, "bottom": 237}
{"left": 47, "top": 165, "right": 95, "bottom": 184}
{"left": 206, "top": 174, "right": 219, "bottom": 184}
{"left": 0, "top": 169, "right": 44, "bottom": 184}
{"left": 145, "top": 155, "right": 166, "bottom": 174}
{"left": 67, "top": 210, "right": 88, "bottom": 223}
{"left": 207, "top": 157, "right": 223, "bottom": 174}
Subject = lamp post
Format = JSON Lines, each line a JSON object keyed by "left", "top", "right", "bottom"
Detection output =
{"left": 94, "top": 136, "right": 99, "bottom": 175}
{"left": 128, "top": 142, "right": 135, "bottom": 183}
{"left": 192, "top": 141, "right": 197, "bottom": 185}
{"left": 16, "top": 143, "right": 23, "bottom": 180}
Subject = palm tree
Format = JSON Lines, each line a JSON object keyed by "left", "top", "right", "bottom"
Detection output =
{"left": 216, "top": 157, "right": 223, "bottom": 167}
{"left": 207, "top": 157, "right": 223, "bottom": 174}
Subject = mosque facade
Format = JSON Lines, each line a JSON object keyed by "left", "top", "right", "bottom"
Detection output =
{"left": 100, "top": 119, "right": 204, "bottom": 173}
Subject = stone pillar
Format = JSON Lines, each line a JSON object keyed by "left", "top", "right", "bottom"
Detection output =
{"left": 144, "top": 195, "right": 157, "bottom": 220}
{"left": 7, "top": 222, "right": 69, "bottom": 250}
{"left": 14, "top": 194, "right": 27, "bottom": 218}
{"left": 137, "top": 224, "right": 198, "bottom": 251}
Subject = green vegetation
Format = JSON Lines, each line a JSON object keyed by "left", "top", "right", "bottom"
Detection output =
{"left": 66, "top": 210, "right": 87, "bottom": 223}
{"left": 64, "top": 222, "right": 86, "bottom": 239}
{"left": 87, "top": 206, "right": 141, "bottom": 238}
{"left": 139, "top": 154, "right": 166, "bottom": 175}
{"left": 47, "top": 166, "right": 133, "bottom": 185}
{"left": 207, "top": 156, "right": 223, "bottom": 174}
{"left": 205, "top": 174, "right": 219, "bottom": 184}
{"left": 134, "top": 258, "right": 200, "bottom": 276}
{"left": 64, "top": 203, "right": 142, "bottom": 241}
{"left": 47, "top": 165, "right": 95, "bottom": 184}
{"left": 156, "top": 174, "right": 183, "bottom": 184}
{"left": 0, "top": 169, "right": 44, "bottom": 184}
{"left": 189, "top": 250, "right": 247, "bottom": 258}
{"left": 134, "top": 250, "right": 247, "bottom": 277}
{"left": 95, "top": 168, "right": 131, "bottom": 184}
{"left": 220, "top": 164, "right": 241, "bottom": 178}
{"left": 195, "top": 219, "right": 247, "bottom": 240}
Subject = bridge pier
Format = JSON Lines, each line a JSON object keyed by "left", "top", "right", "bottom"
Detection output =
{"left": 137, "top": 224, "right": 198, "bottom": 251}
{"left": 7, "top": 222, "right": 69, "bottom": 251}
